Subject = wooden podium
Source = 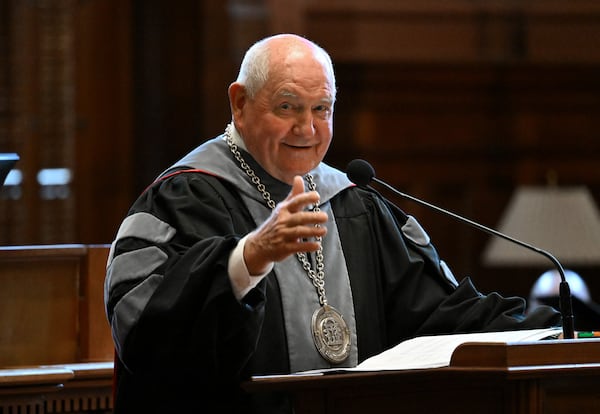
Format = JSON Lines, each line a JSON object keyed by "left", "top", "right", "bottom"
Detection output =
{"left": 244, "top": 339, "right": 600, "bottom": 414}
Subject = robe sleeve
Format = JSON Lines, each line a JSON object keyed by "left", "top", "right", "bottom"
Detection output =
{"left": 334, "top": 187, "right": 561, "bottom": 354}
{"left": 105, "top": 172, "right": 265, "bottom": 382}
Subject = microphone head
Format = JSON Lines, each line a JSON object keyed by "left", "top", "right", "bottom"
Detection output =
{"left": 346, "top": 159, "right": 375, "bottom": 187}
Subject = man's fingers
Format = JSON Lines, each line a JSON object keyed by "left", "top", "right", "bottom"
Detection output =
{"left": 287, "top": 240, "right": 323, "bottom": 254}
{"left": 245, "top": 175, "right": 329, "bottom": 267}
{"left": 284, "top": 176, "right": 320, "bottom": 213}
{"left": 285, "top": 211, "right": 328, "bottom": 227}
{"left": 284, "top": 221, "right": 328, "bottom": 240}
{"left": 285, "top": 193, "right": 320, "bottom": 213}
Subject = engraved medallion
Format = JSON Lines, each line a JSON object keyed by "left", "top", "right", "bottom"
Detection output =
{"left": 311, "top": 304, "right": 351, "bottom": 364}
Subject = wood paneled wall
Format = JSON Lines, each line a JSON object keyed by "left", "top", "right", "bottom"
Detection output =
{"left": 297, "top": 0, "right": 600, "bottom": 300}
{"left": 1, "top": 0, "right": 599, "bottom": 301}
{"left": 0, "top": 0, "right": 133, "bottom": 245}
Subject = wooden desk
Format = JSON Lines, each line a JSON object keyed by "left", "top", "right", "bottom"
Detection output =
{"left": 245, "top": 339, "right": 600, "bottom": 413}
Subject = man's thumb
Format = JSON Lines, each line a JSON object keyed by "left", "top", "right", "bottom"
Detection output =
{"left": 290, "top": 175, "right": 305, "bottom": 197}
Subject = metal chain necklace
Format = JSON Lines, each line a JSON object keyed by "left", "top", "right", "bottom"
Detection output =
{"left": 224, "top": 123, "right": 350, "bottom": 364}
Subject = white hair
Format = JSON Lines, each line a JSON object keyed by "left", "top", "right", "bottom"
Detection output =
{"left": 235, "top": 35, "right": 336, "bottom": 101}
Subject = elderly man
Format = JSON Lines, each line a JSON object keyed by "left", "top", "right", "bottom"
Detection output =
{"left": 104, "top": 34, "right": 560, "bottom": 413}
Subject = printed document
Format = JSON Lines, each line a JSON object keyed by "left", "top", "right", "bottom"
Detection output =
{"left": 349, "top": 327, "right": 562, "bottom": 371}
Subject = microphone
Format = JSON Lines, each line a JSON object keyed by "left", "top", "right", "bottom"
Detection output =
{"left": 346, "top": 159, "right": 575, "bottom": 340}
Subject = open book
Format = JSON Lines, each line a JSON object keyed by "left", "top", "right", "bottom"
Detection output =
{"left": 284, "top": 327, "right": 562, "bottom": 377}
{"left": 349, "top": 327, "right": 561, "bottom": 371}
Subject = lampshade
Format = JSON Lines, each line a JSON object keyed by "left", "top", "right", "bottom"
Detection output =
{"left": 482, "top": 186, "right": 600, "bottom": 267}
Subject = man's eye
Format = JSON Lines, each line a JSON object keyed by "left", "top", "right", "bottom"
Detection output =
{"left": 314, "top": 105, "right": 332, "bottom": 117}
{"left": 279, "top": 103, "right": 292, "bottom": 110}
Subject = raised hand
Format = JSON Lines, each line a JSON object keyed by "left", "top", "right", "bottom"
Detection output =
{"left": 243, "top": 175, "right": 328, "bottom": 275}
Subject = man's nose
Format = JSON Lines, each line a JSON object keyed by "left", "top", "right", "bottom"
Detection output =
{"left": 293, "top": 111, "right": 316, "bottom": 136}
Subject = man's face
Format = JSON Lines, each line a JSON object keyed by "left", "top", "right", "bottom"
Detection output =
{"left": 231, "top": 50, "right": 335, "bottom": 184}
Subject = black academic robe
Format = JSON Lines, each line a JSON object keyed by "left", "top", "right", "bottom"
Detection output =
{"left": 106, "top": 152, "right": 560, "bottom": 413}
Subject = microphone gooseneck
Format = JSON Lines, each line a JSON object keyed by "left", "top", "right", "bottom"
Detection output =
{"left": 346, "top": 159, "right": 575, "bottom": 340}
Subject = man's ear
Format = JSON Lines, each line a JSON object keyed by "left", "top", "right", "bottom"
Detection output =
{"left": 228, "top": 83, "right": 246, "bottom": 120}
